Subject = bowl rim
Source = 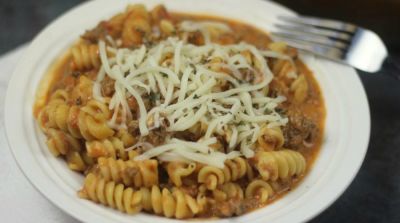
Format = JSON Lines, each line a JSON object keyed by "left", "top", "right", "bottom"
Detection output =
{"left": 4, "top": 0, "right": 370, "bottom": 222}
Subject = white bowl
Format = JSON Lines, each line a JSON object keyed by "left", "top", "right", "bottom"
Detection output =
{"left": 4, "top": 0, "right": 370, "bottom": 222}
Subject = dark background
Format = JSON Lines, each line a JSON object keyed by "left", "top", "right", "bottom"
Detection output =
{"left": 0, "top": 0, "right": 399, "bottom": 222}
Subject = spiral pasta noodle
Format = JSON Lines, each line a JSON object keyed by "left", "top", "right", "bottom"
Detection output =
{"left": 245, "top": 180, "right": 274, "bottom": 203}
{"left": 252, "top": 150, "right": 306, "bottom": 181}
{"left": 116, "top": 129, "right": 136, "bottom": 147}
{"left": 268, "top": 42, "right": 309, "bottom": 104}
{"left": 80, "top": 173, "right": 206, "bottom": 219}
{"left": 71, "top": 43, "right": 100, "bottom": 71}
{"left": 160, "top": 20, "right": 175, "bottom": 37}
{"left": 66, "top": 151, "right": 93, "bottom": 172}
{"left": 70, "top": 75, "right": 93, "bottom": 106}
{"left": 79, "top": 173, "right": 143, "bottom": 214}
{"left": 38, "top": 90, "right": 114, "bottom": 141}
{"left": 79, "top": 100, "right": 114, "bottom": 139}
{"left": 37, "top": 90, "right": 70, "bottom": 132}
{"left": 103, "top": 13, "right": 127, "bottom": 38}
{"left": 257, "top": 126, "right": 284, "bottom": 151}
{"left": 139, "top": 185, "right": 206, "bottom": 219}
{"left": 271, "top": 59, "right": 296, "bottom": 79}
{"left": 150, "top": 5, "right": 171, "bottom": 23}
{"left": 122, "top": 4, "right": 151, "bottom": 47}
{"left": 86, "top": 137, "right": 138, "bottom": 160}
{"left": 210, "top": 182, "right": 244, "bottom": 202}
{"left": 268, "top": 42, "right": 288, "bottom": 54}
{"left": 166, "top": 162, "right": 197, "bottom": 187}
{"left": 94, "top": 157, "right": 158, "bottom": 188}
{"left": 290, "top": 74, "right": 309, "bottom": 104}
{"left": 46, "top": 128, "right": 93, "bottom": 171}
{"left": 198, "top": 157, "right": 252, "bottom": 190}
{"left": 46, "top": 128, "right": 81, "bottom": 156}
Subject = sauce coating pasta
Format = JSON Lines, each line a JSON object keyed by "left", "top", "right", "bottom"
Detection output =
{"left": 34, "top": 4, "right": 325, "bottom": 219}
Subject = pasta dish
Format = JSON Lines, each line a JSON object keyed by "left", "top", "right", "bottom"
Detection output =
{"left": 34, "top": 4, "right": 325, "bottom": 219}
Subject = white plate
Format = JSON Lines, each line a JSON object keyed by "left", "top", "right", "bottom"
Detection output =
{"left": 4, "top": 0, "right": 370, "bottom": 222}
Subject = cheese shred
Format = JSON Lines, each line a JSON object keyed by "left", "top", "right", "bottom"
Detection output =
{"left": 95, "top": 26, "right": 289, "bottom": 167}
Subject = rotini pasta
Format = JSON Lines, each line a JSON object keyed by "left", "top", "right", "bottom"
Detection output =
{"left": 46, "top": 128, "right": 81, "bottom": 156}
{"left": 122, "top": 4, "right": 151, "bottom": 47}
{"left": 78, "top": 100, "right": 114, "bottom": 140}
{"left": 35, "top": 3, "right": 325, "bottom": 219}
{"left": 252, "top": 150, "right": 306, "bottom": 181}
{"left": 71, "top": 43, "right": 100, "bottom": 71}
{"left": 290, "top": 74, "right": 309, "bottom": 104}
{"left": 79, "top": 173, "right": 143, "bottom": 214}
{"left": 66, "top": 151, "right": 90, "bottom": 172}
{"left": 160, "top": 20, "right": 176, "bottom": 37}
{"left": 166, "top": 162, "right": 197, "bottom": 187}
{"left": 116, "top": 129, "right": 136, "bottom": 147}
{"left": 37, "top": 90, "right": 70, "bottom": 132}
{"left": 257, "top": 126, "right": 285, "bottom": 151}
{"left": 150, "top": 5, "right": 171, "bottom": 22}
{"left": 46, "top": 128, "right": 92, "bottom": 171}
{"left": 272, "top": 59, "right": 297, "bottom": 79}
{"left": 70, "top": 75, "right": 93, "bottom": 105}
{"left": 268, "top": 42, "right": 288, "bottom": 54}
{"left": 210, "top": 182, "right": 244, "bottom": 202}
{"left": 103, "top": 13, "right": 127, "bottom": 38}
{"left": 139, "top": 185, "right": 206, "bottom": 219}
{"left": 86, "top": 137, "right": 137, "bottom": 160}
{"left": 94, "top": 157, "right": 158, "bottom": 187}
{"left": 38, "top": 90, "right": 113, "bottom": 141}
{"left": 198, "top": 157, "right": 252, "bottom": 190}
{"left": 245, "top": 180, "right": 274, "bottom": 203}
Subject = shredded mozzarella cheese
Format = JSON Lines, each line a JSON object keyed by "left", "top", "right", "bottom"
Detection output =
{"left": 95, "top": 27, "right": 290, "bottom": 167}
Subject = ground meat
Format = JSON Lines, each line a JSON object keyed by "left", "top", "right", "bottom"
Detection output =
{"left": 127, "top": 96, "right": 138, "bottom": 111}
{"left": 202, "top": 197, "right": 247, "bottom": 217}
{"left": 158, "top": 166, "right": 169, "bottom": 184}
{"left": 187, "top": 31, "right": 205, "bottom": 45}
{"left": 125, "top": 166, "right": 139, "bottom": 179}
{"left": 179, "top": 185, "right": 199, "bottom": 197}
{"left": 101, "top": 76, "right": 115, "bottom": 97}
{"left": 216, "top": 33, "right": 237, "bottom": 45}
{"left": 240, "top": 68, "right": 255, "bottom": 83}
{"left": 144, "top": 128, "right": 167, "bottom": 146}
{"left": 283, "top": 109, "right": 318, "bottom": 149}
{"left": 173, "top": 131, "right": 200, "bottom": 142}
{"left": 286, "top": 47, "right": 298, "bottom": 59}
{"left": 128, "top": 120, "right": 140, "bottom": 136}
{"left": 217, "top": 201, "right": 236, "bottom": 217}
{"left": 151, "top": 5, "right": 171, "bottom": 22}
{"left": 81, "top": 23, "right": 107, "bottom": 43}
{"left": 268, "top": 79, "right": 290, "bottom": 98}
{"left": 235, "top": 197, "right": 262, "bottom": 215}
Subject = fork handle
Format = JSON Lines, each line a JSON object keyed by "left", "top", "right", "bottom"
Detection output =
{"left": 381, "top": 56, "right": 400, "bottom": 80}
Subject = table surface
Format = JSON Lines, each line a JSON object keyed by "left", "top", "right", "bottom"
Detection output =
{"left": 0, "top": 0, "right": 399, "bottom": 222}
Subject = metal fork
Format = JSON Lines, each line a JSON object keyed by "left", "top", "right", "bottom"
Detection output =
{"left": 272, "top": 15, "right": 400, "bottom": 78}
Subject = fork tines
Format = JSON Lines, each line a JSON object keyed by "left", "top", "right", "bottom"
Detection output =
{"left": 272, "top": 15, "right": 358, "bottom": 60}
